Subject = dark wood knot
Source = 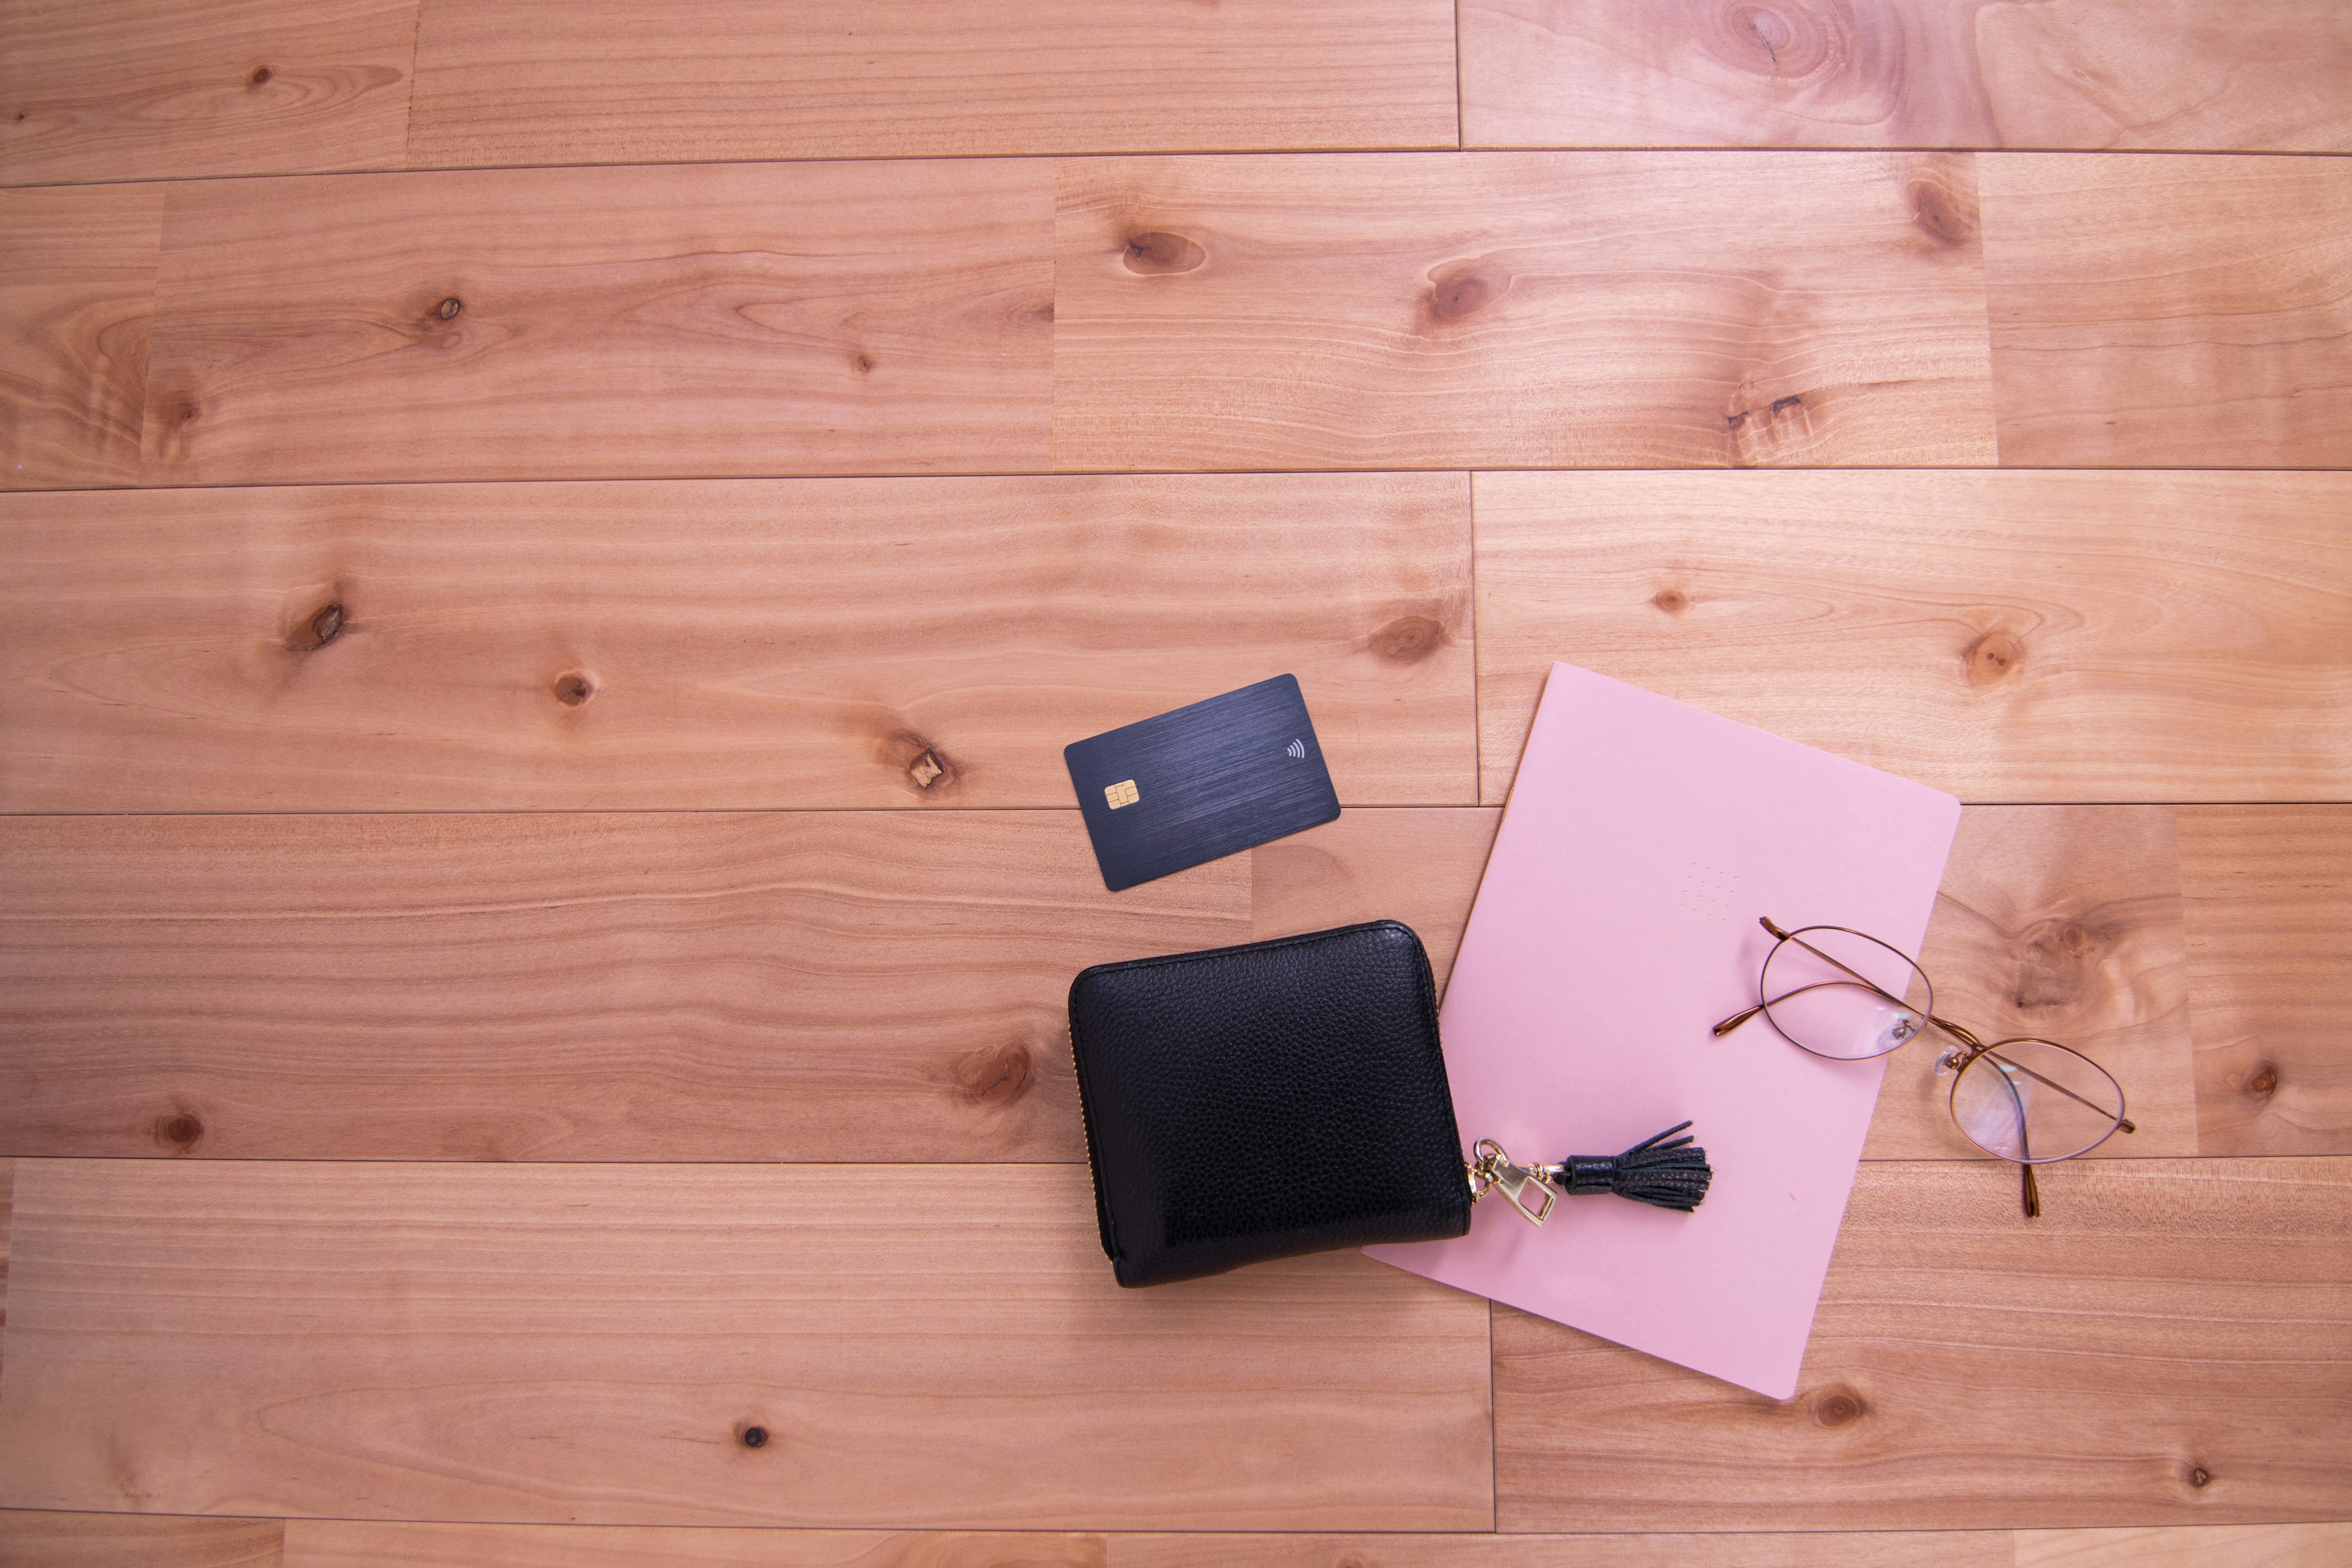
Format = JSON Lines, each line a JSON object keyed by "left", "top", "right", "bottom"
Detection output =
{"left": 292, "top": 603, "right": 344, "bottom": 652}
{"left": 1371, "top": 614, "right": 1447, "bottom": 663}
{"left": 1909, "top": 176, "right": 1977, "bottom": 246}
{"left": 852, "top": 352, "right": 875, "bottom": 374}
{"left": 909, "top": 750, "right": 947, "bottom": 789}
{"left": 247, "top": 66, "right": 273, "bottom": 87}
{"left": 153, "top": 1112, "right": 205, "bottom": 1151}
{"left": 553, "top": 672, "right": 594, "bottom": 707}
{"left": 954, "top": 1041, "right": 1033, "bottom": 1106}
{"left": 1122, "top": 231, "right": 1205, "bottom": 275}
{"left": 437, "top": 296, "right": 462, "bottom": 321}
{"left": 1966, "top": 631, "right": 2023, "bottom": 685}
{"left": 741, "top": 1425, "right": 768, "bottom": 1449}
{"left": 2190, "top": 1466, "right": 2211, "bottom": 1488}
{"left": 1653, "top": 587, "right": 1690, "bottom": 616}
{"left": 2246, "top": 1062, "right": 2279, "bottom": 1098}
{"left": 1810, "top": 1387, "right": 1865, "bottom": 1428}
{"left": 1427, "top": 261, "right": 1507, "bottom": 323}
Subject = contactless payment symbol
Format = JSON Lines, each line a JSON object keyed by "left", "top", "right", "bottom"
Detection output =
{"left": 1105, "top": 778, "right": 1140, "bottom": 809}
{"left": 1286, "top": 738, "right": 1306, "bottom": 760}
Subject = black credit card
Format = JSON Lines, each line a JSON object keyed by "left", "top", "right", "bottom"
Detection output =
{"left": 1065, "top": 674, "right": 1341, "bottom": 892}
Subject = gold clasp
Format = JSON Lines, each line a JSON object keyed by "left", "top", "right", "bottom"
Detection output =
{"left": 1467, "top": 1138, "right": 1559, "bottom": 1226}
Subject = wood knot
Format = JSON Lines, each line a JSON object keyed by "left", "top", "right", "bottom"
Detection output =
{"left": 1653, "top": 587, "right": 1690, "bottom": 616}
{"left": 2246, "top": 1062, "right": 2279, "bottom": 1098}
{"left": 880, "top": 729, "right": 959, "bottom": 794}
{"left": 1122, "top": 230, "right": 1205, "bottom": 275}
{"left": 909, "top": 750, "right": 946, "bottom": 788}
{"left": 1426, "top": 261, "right": 1507, "bottom": 323}
{"left": 1770, "top": 394, "right": 1804, "bottom": 418}
{"left": 153, "top": 1111, "right": 205, "bottom": 1152}
{"left": 741, "top": 1425, "right": 768, "bottom": 1449}
{"left": 851, "top": 352, "right": 875, "bottom": 374}
{"left": 165, "top": 393, "right": 201, "bottom": 429}
{"left": 436, "top": 296, "right": 462, "bottom": 321}
{"left": 1966, "top": 631, "right": 2023, "bottom": 685}
{"left": 1371, "top": 613, "right": 1447, "bottom": 663}
{"left": 2190, "top": 1466, "right": 2211, "bottom": 1488}
{"left": 1711, "top": 2, "right": 1837, "bottom": 76}
{"left": 953, "top": 1041, "right": 1034, "bottom": 1106}
{"left": 1908, "top": 176, "right": 1977, "bottom": 247}
{"left": 247, "top": 66, "right": 273, "bottom": 86}
{"left": 553, "top": 671, "right": 594, "bottom": 707}
{"left": 291, "top": 602, "right": 344, "bottom": 652}
{"left": 1809, "top": 1387, "right": 1865, "bottom": 1428}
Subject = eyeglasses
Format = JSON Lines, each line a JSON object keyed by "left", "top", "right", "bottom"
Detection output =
{"left": 1712, "top": 917, "right": 2133, "bottom": 1217}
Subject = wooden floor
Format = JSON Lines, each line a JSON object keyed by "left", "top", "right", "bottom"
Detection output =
{"left": 2, "top": 2, "right": 2349, "bottom": 1564}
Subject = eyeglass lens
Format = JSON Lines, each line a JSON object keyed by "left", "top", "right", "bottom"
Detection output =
{"left": 1759, "top": 926, "right": 1935, "bottom": 1061}
{"left": 1946, "top": 1039, "right": 2128, "bottom": 1163}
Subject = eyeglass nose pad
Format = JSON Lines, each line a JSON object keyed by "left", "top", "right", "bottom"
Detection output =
{"left": 1931, "top": 1046, "right": 1965, "bottom": 1077}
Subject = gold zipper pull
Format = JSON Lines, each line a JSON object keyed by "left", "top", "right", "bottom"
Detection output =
{"left": 1468, "top": 1138, "right": 1560, "bottom": 1226}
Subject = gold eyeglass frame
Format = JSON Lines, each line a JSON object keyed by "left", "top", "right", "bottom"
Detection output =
{"left": 1713, "top": 916, "right": 2135, "bottom": 1218}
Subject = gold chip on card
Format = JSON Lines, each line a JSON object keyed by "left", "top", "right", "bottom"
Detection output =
{"left": 1105, "top": 778, "right": 1140, "bottom": 809}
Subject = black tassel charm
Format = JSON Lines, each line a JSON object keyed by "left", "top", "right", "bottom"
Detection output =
{"left": 1467, "top": 1123, "right": 1714, "bottom": 1226}
{"left": 1544, "top": 1122, "right": 1713, "bottom": 1213}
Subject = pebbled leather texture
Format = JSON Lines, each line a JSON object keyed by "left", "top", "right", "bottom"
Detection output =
{"left": 1069, "top": 919, "right": 1472, "bottom": 1287}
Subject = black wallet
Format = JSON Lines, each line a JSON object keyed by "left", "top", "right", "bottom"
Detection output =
{"left": 1069, "top": 919, "right": 1716, "bottom": 1287}
{"left": 1069, "top": 920, "right": 1468, "bottom": 1287}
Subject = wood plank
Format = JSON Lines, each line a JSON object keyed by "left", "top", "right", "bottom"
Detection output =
{"left": 285, "top": 1521, "right": 1102, "bottom": 1568}
{"left": 1460, "top": 2, "right": 2352, "bottom": 153}
{"left": 2182, "top": 807, "right": 2352, "bottom": 1157}
{"left": 1117, "top": 1534, "right": 2008, "bottom": 1567}
{"left": 140, "top": 161, "right": 1053, "bottom": 486}
{"left": 1051, "top": 153, "right": 1996, "bottom": 472}
{"left": 1983, "top": 154, "right": 2352, "bottom": 468}
{"left": 0, "top": 1511, "right": 281, "bottom": 1567}
{"left": 282, "top": 1520, "right": 2011, "bottom": 1566}
{"left": 2015, "top": 1523, "right": 2352, "bottom": 1567}
{"left": 1, "top": 1159, "right": 10, "bottom": 1387}
{"left": 1472, "top": 470, "right": 2352, "bottom": 804}
{"left": 0, "top": 183, "right": 160, "bottom": 490}
{"left": 0, "top": 801, "right": 2233, "bottom": 1164}
{"left": 0, "top": 1160, "right": 1493, "bottom": 1529}
{"left": 1495, "top": 1156, "right": 2352, "bottom": 1531}
{"left": 0, "top": 0, "right": 413, "bottom": 187}
{"left": 407, "top": 0, "right": 1457, "bottom": 168}
{"left": 0, "top": 473, "right": 1473, "bottom": 811}
{"left": 0, "top": 812, "right": 1246, "bottom": 1163}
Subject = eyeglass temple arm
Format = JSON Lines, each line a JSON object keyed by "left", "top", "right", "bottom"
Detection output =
{"left": 1971, "top": 1044, "right": 2137, "bottom": 1134}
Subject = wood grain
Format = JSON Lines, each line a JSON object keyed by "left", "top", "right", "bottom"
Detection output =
{"left": 1249, "top": 808, "right": 1501, "bottom": 989}
{"left": 1471, "top": 470, "right": 2352, "bottom": 804}
{"left": 282, "top": 1520, "right": 2011, "bottom": 1566}
{"left": 1983, "top": 154, "right": 2352, "bottom": 468}
{"left": 1051, "top": 153, "right": 1996, "bottom": 471}
{"left": 1872, "top": 805, "right": 2193, "bottom": 1160}
{"left": 2182, "top": 807, "right": 2352, "bottom": 1158}
{"left": 406, "top": 0, "right": 1456, "bottom": 168}
{"left": 0, "top": 802, "right": 2231, "bottom": 1165}
{"left": 0, "top": 1511, "right": 281, "bottom": 1567}
{"left": 0, "top": 473, "right": 1473, "bottom": 812}
{"left": 2014, "top": 1523, "right": 2352, "bottom": 1568}
{"left": 285, "top": 1522, "right": 1103, "bottom": 1568}
{"left": 1460, "top": 2, "right": 2352, "bottom": 153}
{"left": 0, "top": 183, "right": 160, "bottom": 490}
{"left": 1, "top": 1159, "right": 10, "bottom": 1387}
{"left": 140, "top": 161, "right": 1053, "bottom": 486}
{"left": 0, "top": 812, "right": 1246, "bottom": 1163}
{"left": 0, "top": 0, "right": 414, "bottom": 187}
{"left": 0, "top": 1159, "right": 1493, "bottom": 1529}
{"left": 1495, "top": 1156, "right": 2352, "bottom": 1531}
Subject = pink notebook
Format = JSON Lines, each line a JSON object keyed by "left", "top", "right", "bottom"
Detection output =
{"left": 1369, "top": 663, "right": 1960, "bottom": 1399}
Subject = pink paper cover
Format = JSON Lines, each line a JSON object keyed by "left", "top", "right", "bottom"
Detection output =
{"left": 1368, "top": 663, "right": 1960, "bottom": 1399}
